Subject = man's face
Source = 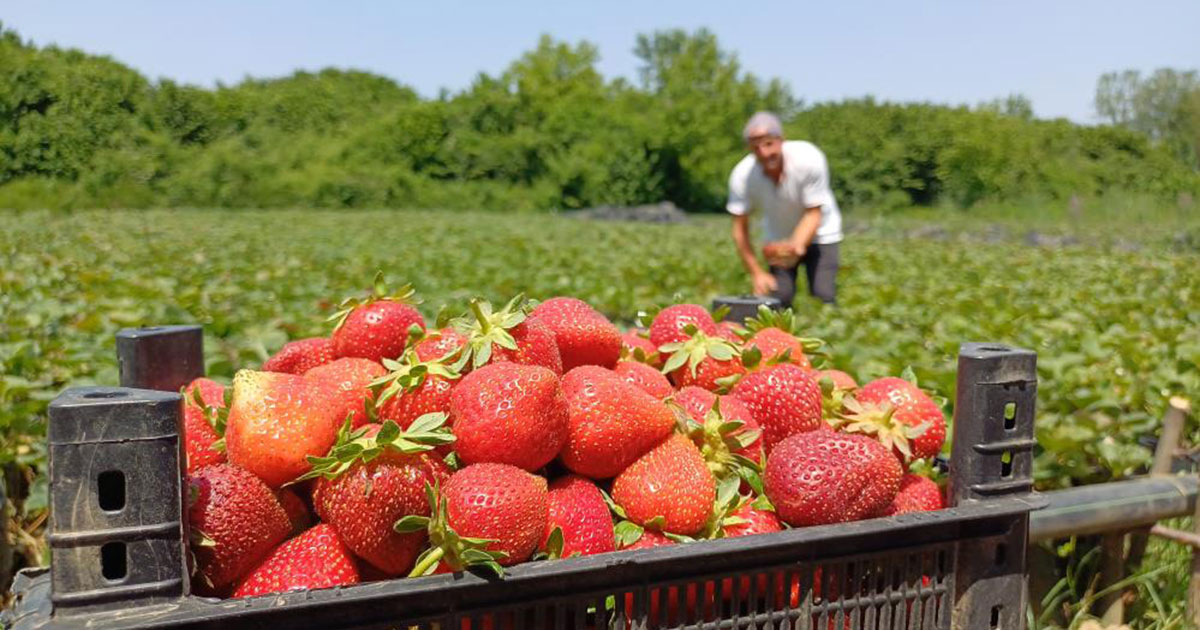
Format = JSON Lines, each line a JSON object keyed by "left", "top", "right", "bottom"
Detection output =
{"left": 748, "top": 132, "right": 784, "bottom": 171}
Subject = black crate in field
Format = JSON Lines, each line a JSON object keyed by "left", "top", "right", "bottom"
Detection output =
{"left": 3, "top": 327, "right": 1043, "bottom": 630}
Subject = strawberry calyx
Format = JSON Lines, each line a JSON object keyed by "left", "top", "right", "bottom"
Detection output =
{"left": 371, "top": 350, "right": 463, "bottom": 408}
{"left": 741, "top": 305, "right": 829, "bottom": 356}
{"left": 818, "top": 373, "right": 856, "bottom": 420}
{"left": 397, "top": 483, "right": 507, "bottom": 577}
{"left": 452, "top": 295, "right": 529, "bottom": 371}
{"left": 328, "top": 271, "right": 421, "bottom": 333}
{"left": 659, "top": 324, "right": 739, "bottom": 376}
{"left": 671, "top": 398, "right": 762, "bottom": 486}
{"left": 185, "top": 383, "right": 230, "bottom": 453}
{"left": 832, "top": 397, "right": 931, "bottom": 462}
{"left": 696, "top": 475, "right": 751, "bottom": 540}
{"left": 298, "top": 412, "right": 455, "bottom": 482}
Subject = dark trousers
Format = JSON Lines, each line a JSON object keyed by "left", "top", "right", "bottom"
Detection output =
{"left": 770, "top": 242, "right": 839, "bottom": 306}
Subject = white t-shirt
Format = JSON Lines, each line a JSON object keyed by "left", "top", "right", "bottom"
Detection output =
{"left": 726, "top": 140, "right": 843, "bottom": 245}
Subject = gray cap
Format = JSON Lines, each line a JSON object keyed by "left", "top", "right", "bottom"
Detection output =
{"left": 742, "top": 111, "right": 783, "bottom": 141}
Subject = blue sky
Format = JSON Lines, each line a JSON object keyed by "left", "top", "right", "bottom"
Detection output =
{"left": 4, "top": 0, "right": 1198, "bottom": 122}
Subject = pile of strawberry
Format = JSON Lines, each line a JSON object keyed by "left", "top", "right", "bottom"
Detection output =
{"left": 181, "top": 275, "right": 947, "bottom": 599}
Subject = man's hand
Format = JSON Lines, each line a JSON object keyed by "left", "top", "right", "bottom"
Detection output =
{"left": 763, "top": 241, "right": 801, "bottom": 268}
{"left": 752, "top": 270, "right": 778, "bottom": 296}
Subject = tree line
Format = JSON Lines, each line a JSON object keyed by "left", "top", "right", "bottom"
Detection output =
{"left": 1, "top": 24, "right": 1197, "bottom": 212}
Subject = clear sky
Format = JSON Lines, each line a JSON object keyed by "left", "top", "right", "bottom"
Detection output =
{"left": 4, "top": 0, "right": 1198, "bottom": 123}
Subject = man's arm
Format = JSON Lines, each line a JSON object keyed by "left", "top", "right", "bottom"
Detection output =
{"left": 787, "top": 206, "right": 822, "bottom": 257}
{"left": 731, "top": 215, "right": 777, "bottom": 296}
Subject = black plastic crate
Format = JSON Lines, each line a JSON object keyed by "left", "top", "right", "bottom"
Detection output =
{"left": 4, "top": 327, "right": 1043, "bottom": 630}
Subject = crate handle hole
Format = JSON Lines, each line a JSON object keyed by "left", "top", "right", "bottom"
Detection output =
{"left": 991, "top": 604, "right": 1002, "bottom": 628}
{"left": 1003, "top": 402, "right": 1017, "bottom": 430}
{"left": 101, "top": 542, "right": 127, "bottom": 581}
{"left": 84, "top": 390, "right": 128, "bottom": 399}
{"left": 979, "top": 346, "right": 1009, "bottom": 353}
{"left": 1001, "top": 452, "right": 1013, "bottom": 478}
{"left": 98, "top": 470, "right": 125, "bottom": 511}
{"left": 994, "top": 543, "right": 1007, "bottom": 566}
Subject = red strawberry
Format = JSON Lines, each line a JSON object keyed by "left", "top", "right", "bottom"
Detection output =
{"left": 449, "top": 362, "right": 569, "bottom": 471}
{"left": 454, "top": 297, "right": 563, "bottom": 375}
{"left": 741, "top": 306, "right": 822, "bottom": 370}
{"left": 182, "top": 377, "right": 227, "bottom": 474}
{"left": 541, "top": 475, "right": 615, "bottom": 558}
{"left": 305, "top": 357, "right": 387, "bottom": 429}
{"left": 620, "top": 330, "right": 662, "bottom": 367}
{"left": 879, "top": 474, "right": 944, "bottom": 516}
{"left": 764, "top": 430, "right": 902, "bottom": 527}
{"left": 188, "top": 464, "right": 291, "bottom": 590}
{"left": 559, "top": 366, "right": 676, "bottom": 479}
{"left": 232, "top": 523, "right": 360, "bottom": 598}
{"left": 660, "top": 328, "right": 751, "bottom": 392}
{"left": 375, "top": 351, "right": 461, "bottom": 433}
{"left": 407, "top": 463, "right": 548, "bottom": 575}
{"left": 262, "top": 337, "right": 335, "bottom": 374}
{"left": 530, "top": 297, "right": 622, "bottom": 371}
{"left": 673, "top": 386, "right": 764, "bottom": 471}
{"left": 815, "top": 369, "right": 857, "bottom": 390}
{"left": 814, "top": 369, "right": 857, "bottom": 421}
{"left": 414, "top": 327, "right": 469, "bottom": 362}
{"left": 648, "top": 304, "right": 718, "bottom": 348}
{"left": 619, "top": 528, "right": 674, "bottom": 550}
{"left": 837, "top": 377, "right": 947, "bottom": 463}
{"left": 745, "top": 328, "right": 811, "bottom": 369}
{"left": 730, "top": 364, "right": 822, "bottom": 455}
{"left": 722, "top": 502, "right": 783, "bottom": 538}
{"left": 225, "top": 370, "right": 344, "bottom": 488}
{"left": 716, "top": 321, "right": 744, "bottom": 344}
{"left": 612, "top": 434, "right": 716, "bottom": 536}
{"left": 614, "top": 360, "right": 673, "bottom": 400}
{"left": 310, "top": 417, "right": 454, "bottom": 576}
{"left": 330, "top": 274, "right": 425, "bottom": 363}
{"left": 275, "top": 487, "right": 312, "bottom": 537}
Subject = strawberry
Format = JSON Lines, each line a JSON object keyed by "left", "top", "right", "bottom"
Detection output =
{"left": 815, "top": 369, "right": 857, "bottom": 421}
{"left": 715, "top": 321, "right": 745, "bottom": 344}
{"left": 262, "top": 337, "right": 335, "bottom": 374}
{"left": 744, "top": 328, "right": 811, "bottom": 369}
{"left": 305, "top": 357, "right": 387, "bottom": 429}
{"left": 330, "top": 273, "right": 425, "bottom": 363}
{"left": 620, "top": 330, "right": 662, "bottom": 367}
{"left": 764, "top": 430, "right": 902, "bottom": 527}
{"left": 613, "top": 360, "right": 673, "bottom": 400}
{"left": 618, "top": 527, "right": 674, "bottom": 550}
{"left": 530, "top": 297, "right": 622, "bottom": 371}
{"left": 403, "top": 463, "right": 548, "bottom": 575}
{"left": 308, "top": 416, "right": 455, "bottom": 576}
{"left": 730, "top": 364, "right": 822, "bottom": 455}
{"left": 225, "top": 370, "right": 344, "bottom": 488}
{"left": 741, "top": 305, "right": 824, "bottom": 370}
{"left": 648, "top": 304, "right": 718, "bottom": 348}
{"left": 413, "top": 327, "right": 469, "bottom": 362}
{"left": 660, "top": 327, "right": 753, "bottom": 392}
{"left": 836, "top": 377, "right": 947, "bottom": 463}
{"left": 722, "top": 502, "right": 783, "bottom": 538}
{"left": 232, "top": 523, "right": 360, "bottom": 598}
{"left": 275, "top": 487, "right": 312, "bottom": 537}
{"left": 612, "top": 434, "right": 716, "bottom": 536}
{"left": 540, "top": 475, "right": 615, "bottom": 558}
{"left": 182, "top": 377, "right": 227, "bottom": 474}
{"left": 449, "top": 362, "right": 568, "bottom": 471}
{"left": 453, "top": 296, "right": 563, "bottom": 375}
{"left": 815, "top": 369, "right": 857, "bottom": 390}
{"left": 188, "top": 464, "right": 291, "bottom": 590}
{"left": 878, "top": 474, "right": 944, "bottom": 516}
{"left": 559, "top": 366, "right": 676, "bottom": 479}
{"left": 374, "top": 351, "right": 461, "bottom": 432}
{"left": 673, "top": 386, "right": 764, "bottom": 475}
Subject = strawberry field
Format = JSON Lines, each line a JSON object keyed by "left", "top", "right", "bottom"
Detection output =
{"left": 2, "top": 208, "right": 1199, "bottom": 622}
